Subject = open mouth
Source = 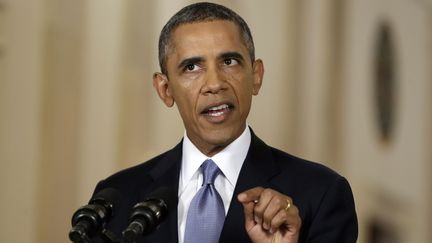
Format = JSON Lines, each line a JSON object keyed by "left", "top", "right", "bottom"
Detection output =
{"left": 201, "top": 103, "right": 233, "bottom": 117}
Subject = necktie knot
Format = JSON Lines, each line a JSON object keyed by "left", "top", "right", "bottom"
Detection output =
{"left": 201, "top": 159, "right": 220, "bottom": 186}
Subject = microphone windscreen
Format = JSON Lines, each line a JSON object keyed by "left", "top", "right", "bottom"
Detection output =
{"left": 90, "top": 187, "right": 122, "bottom": 213}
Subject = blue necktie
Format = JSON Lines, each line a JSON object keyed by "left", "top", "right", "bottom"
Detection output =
{"left": 184, "top": 159, "right": 225, "bottom": 243}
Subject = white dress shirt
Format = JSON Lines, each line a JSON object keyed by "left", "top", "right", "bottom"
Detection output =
{"left": 177, "top": 126, "right": 251, "bottom": 243}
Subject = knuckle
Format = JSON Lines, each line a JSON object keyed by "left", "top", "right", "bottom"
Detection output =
{"left": 262, "top": 188, "right": 273, "bottom": 197}
{"left": 272, "top": 197, "right": 283, "bottom": 207}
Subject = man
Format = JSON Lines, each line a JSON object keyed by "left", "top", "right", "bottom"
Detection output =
{"left": 91, "top": 2, "right": 358, "bottom": 243}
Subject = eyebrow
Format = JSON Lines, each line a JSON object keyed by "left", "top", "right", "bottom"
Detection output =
{"left": 219, "top": 51, "right": 245, "bottom": 62}
{"left": 176, "top": 51, "right": 246, "bottom": 71}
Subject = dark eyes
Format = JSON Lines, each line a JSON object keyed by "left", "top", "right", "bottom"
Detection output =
{"left": 186, "top": 64, "right": 197, "bottom": 71}
{"left": 224, "top": 58, "right": 239, "bottom": 66}
{"left": 183, "top": 58, "right": 239, "bottom": 73}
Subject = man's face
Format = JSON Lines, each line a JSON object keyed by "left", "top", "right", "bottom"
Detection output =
{"left": 153, "top": 20, "right": 264, "bottom": 156}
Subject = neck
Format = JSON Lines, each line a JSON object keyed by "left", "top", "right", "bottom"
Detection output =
{"left": 199, "top": 145, "right": 227, "bottom": 157}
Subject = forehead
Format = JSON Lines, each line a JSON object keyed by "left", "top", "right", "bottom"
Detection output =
{"left": 167, "top": 20, "right": 247, "bottom": 58}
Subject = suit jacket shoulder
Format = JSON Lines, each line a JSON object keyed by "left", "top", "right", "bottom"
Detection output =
{"left": 91, "top": 141, "right": 183, "bottom": 243}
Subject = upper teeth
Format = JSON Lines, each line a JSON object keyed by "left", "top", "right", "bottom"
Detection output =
{"left": 208, "top": 104, "right": 229, "bottom": 111}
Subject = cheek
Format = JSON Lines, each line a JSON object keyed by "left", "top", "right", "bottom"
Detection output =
{"left": 170, "top": 83, "right": 200, "bottom": 116}
{"left": 227, "top": 73, "right": 255, "bottom": 98}
{"left": 221, "top": 66, "right": 242, "bottom": 79}
{"left": 180, "top": 75, "right": 201, "bottom": 89}
{"left": 174, "top": 94, "right": 195, "bottom": 113}
{"left": 223, "top": 70, "right": 250, "bottom": 90}
{"left": 232, "top": 75, "right": 255, "bottom": 109}
{"left": 175, "top": 96, "right": 197, "bottom": 126}
{"left": 170, "top": 77, "right": 201, "bottom": 100}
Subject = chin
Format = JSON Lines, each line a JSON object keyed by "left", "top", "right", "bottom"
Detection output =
{"left": 204, "top": 129, "right": 238, "bottom": 146}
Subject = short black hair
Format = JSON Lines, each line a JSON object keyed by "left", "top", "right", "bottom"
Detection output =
{"left": 158, "top": 2, "right": 255, "bottom": 74}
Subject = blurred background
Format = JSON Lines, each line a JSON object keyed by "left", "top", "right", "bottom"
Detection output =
{"left": 0, "top": 0, "right": 431, "bottom": 242}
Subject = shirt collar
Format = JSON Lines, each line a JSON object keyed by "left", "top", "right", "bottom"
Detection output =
{"left": 180, "top": 126, "right": 251, "bottom": 191}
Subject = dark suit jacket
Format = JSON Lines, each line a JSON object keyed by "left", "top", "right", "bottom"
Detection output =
{"left": 91, "top": 131, "right": 358, "bottom": 243}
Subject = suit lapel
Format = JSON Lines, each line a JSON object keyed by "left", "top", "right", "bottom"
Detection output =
{"left": 138, "top": 142, "right": 182, "bottom": 243}
{"left": 219, "top": 133, "right": 280, "bottom": 242}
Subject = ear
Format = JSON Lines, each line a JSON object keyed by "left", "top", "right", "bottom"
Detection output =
{"left": 153, "top": 72, "right": 175, "bottom": 107}
{"left": 252, "top": 59, "right": 264, "bottom": 95}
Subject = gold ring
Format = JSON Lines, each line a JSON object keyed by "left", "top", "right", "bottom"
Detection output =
{"left": 285, "top": 199, "right": 291, "bottom": 211}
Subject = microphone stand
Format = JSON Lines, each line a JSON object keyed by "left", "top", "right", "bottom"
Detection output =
{"left": 100, "top": 229, "right": 121, "bottom": 243}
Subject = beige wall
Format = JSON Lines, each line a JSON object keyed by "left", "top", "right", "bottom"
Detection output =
{"left": 342, "top": 0, "right": 432, "bottom": 242}
{"left": 0, "top": 0, "right": 44, "bottom": 242}
{"left": 0, "top": 0, "right": 431, "bottom": 242}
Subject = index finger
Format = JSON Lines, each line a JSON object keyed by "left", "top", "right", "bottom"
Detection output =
{"left": 237, "top": 186, "right": 265, "bottom": 203}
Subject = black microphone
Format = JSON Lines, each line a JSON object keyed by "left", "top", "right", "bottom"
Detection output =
{"left": 121, "top": 187, "right": 175, "bottom": 243}
{"left": 69, "top": 188, "right": 122, "bottom": 243}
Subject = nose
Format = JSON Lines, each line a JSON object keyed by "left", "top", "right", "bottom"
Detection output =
{"left": 201, "top": 66, "right": 227, "bottom": 94}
